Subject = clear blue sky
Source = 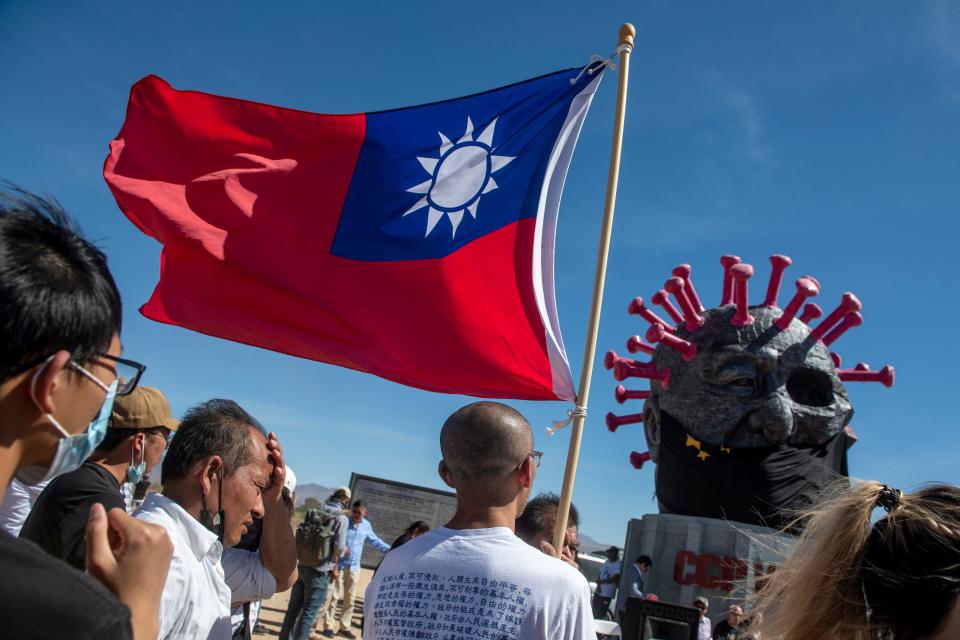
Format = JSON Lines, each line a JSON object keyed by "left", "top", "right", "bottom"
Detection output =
{"left": 2, "top": 1, "right": 958, "bottom": 545}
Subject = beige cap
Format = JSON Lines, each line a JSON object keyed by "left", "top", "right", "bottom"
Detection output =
{"left": 111, "top": 386, "right": 180, "bottom": 431}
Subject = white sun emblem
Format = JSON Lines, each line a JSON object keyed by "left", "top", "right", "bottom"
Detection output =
{"left": 403, "top": 117, "right": 515, "bottom": 238}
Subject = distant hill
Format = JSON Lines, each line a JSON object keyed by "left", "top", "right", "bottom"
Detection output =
{"left": 295, "top": 482, "right": 336, "bottom": 507}
{"left": 579, "top": 532, "right": 617, "bottom": 554}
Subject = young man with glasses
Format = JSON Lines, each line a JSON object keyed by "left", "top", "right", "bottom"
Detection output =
{"left": 364, "top": 401, "right": 595, "bottom": 639}
{"left": 0, "top": 189, "right": 172, "bottom": 639}
{"left": 21, "top": 385, "right": 179, "bottom": 571}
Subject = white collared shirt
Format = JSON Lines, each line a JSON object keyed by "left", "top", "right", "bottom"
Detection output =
{"left": 0, "top": 478, "right": 49, "bottom": 536}
{"left": 135, "top": 493, "right": 275, "bottom": 640}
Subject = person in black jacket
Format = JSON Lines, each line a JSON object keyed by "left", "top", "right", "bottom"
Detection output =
{"left": 0, "top": 188, "right": 172, "bottom": 639}
{"left": 712, "top": 605, "right": 744, "bottom": 639}
{"left": 21, "top": 386, "right": 179, "bottom": 570}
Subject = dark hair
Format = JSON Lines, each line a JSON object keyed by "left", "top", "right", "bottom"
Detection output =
{"left": 161, "top": 399, "right": 266, "bottom": 484}
{"left": 404, "top": 520, "right": 430, "bottom": 536}
{"left": 351, "top": 499, "right": 366, "bottom": 510}
{"left": 515, "top": 492, "right": 579, "bottom": 542}
{"left": 391, "top": 520, "right": 432, "bottom": 550}
{"left": 636, "top": 555, "right": 653, "bottom": 567}
{"left": 0, "top": 187, "right": 122, "bottom": 377}
{"left": 96, "top": 425, "right": 168, "bottom": 452}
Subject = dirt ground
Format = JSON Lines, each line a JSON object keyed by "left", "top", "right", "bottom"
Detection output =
{"left": 253, "top": 568, "right": 373, "bottom": 639}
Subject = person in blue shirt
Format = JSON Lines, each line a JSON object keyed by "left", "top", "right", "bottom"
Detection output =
{"left": 332, "top": 499, "right": 390, "bottom": 638}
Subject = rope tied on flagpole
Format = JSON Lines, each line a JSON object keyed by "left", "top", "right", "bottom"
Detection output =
{"left": 570, "top": 54, "right": 615, "bottom": 85}
{"left": 546, "top": 405, "right": 588, "bottom": 435}
{"left": 569, "top": 43, "right": 634, "bottom": 86}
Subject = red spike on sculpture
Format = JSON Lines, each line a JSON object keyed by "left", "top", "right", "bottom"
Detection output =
{"left": 822, "top": 311, "right": 862, "bottom": 346}
{"left": 606, "top": 412, "right": 643, "bottom": 432}
{"left": 775, "top": 277, "right": 820, "bottom": 330}
{"left": 604, "top": 350, "right": 640, "bottom": 371}
{"left": 615, "top": 384, "right": 651, "bottom": 404}
{"left": 628, "top": 297, "right": 674, "bottom": 331}
{"left": 844, "top": 425, "right": 858, "bottom": 448}
{"left": 811, "top": 292, "right": 862, "bottom": 342}
{"left": 672, "top": 264, "right": 705, "bottom": 313}
{"left": 720, "top": 255, "right": 741, "bottom": 305}
{"left": 730, "top": 263, "right": 755, "bottom": 327}
{"left": 630, "top": 451, "right": 652, "bottom": 470}
{"left": 627, "top": 335, "right": 656, "bottom": 355}
{"left": 614, "top": 360, "right": 671, "bottom": 388}
{"left": 646, "top": 323, "right": 697, "bottom": 361}
{"left": 665, "top": 277, "right": 704, "bottom": 331}
{"left": 854, "top": 362, "right": 870, "bottom": 371}
{"left": 839, "top": 365, "right": 895, "bottom": 387}
{"left": 831, "top": 352, "right": 842, "bottom": 368}
{"left": 799, "top": 303, "right": 823, "bottom": 324}
{"left": 651, "top": 289, "right": 684, "bottom": 325}
{"left": 763, "top": 255, "right": 793, "bottom": 307}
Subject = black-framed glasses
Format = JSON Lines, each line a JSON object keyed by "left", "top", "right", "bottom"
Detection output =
{"left": 5, "top": 351, "right": 145, "bottom": 396}
{"left": 516, "top": 450, "right": 543, "bottom": 470}
{"left": 94, "top": 352, "right": 146, "bottom": 396}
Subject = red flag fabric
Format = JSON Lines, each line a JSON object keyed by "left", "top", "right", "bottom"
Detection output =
{"left": 104, "top": 71, "right": 602, "bottom": 400}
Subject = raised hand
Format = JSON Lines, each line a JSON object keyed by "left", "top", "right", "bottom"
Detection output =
{"left": 263, "top": 431, "right": 286, "bottom": 509}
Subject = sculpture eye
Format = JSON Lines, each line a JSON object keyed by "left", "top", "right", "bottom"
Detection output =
{"left": 714, "top": 362, "right": 757, "bottom": 390}
{"left": 787, "top": 367, "right": 834, "bottom": 407}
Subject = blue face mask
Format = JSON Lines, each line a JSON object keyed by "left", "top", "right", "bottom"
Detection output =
{"left": 128, "top": 439, "right": 146, "bottom": 484}
{"left": 16, "top": 359, "right": 119, "bottom": 486}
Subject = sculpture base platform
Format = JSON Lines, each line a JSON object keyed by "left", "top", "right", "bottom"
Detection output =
{"left": 616, "top": 512, "right": 795, "bottom": 617}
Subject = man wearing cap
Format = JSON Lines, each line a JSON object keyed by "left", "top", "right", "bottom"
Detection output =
{"left": 285, "top": 486, "right": 350, "bottom": 639}
{"left": 593, "top": 546, "right": 621, "bottom": 619}
{"left": 694, "top": 596, "right": 712, "bottom": 640}
{"left": 20, "top": 385, "right": 178, "bottom": 570}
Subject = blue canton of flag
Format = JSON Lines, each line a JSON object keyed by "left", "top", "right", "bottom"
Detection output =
{"left": 331, "top": 67, "right": 603, "bottom": 261}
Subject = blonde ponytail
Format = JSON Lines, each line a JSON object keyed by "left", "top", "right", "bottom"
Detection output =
{"left": 750, "top": 481, "right": 960, "bottom": 639}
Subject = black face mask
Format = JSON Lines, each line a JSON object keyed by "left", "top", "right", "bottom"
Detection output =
{"left": 200, "top": 469, "right": 225, "bottom": 542}
{"left": 654, "top": 411, "right": 848, "bottom": 531}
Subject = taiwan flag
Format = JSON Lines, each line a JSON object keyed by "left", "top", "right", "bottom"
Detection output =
{"left": 104, "top": 67, "right": 604, "bottom": 400}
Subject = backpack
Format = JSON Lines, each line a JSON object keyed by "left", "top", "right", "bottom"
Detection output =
{"left": 295, "top": 507, "right": 340, "bottom": 567}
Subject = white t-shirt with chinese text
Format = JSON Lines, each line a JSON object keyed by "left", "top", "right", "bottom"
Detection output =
{"left": 596, "top": 560, "right": 621, "bottom": 598}
{"left": 364, "top": 526, "right": 594, "bottom": 640}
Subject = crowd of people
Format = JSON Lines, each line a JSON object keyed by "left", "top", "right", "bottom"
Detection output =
{"left": 1, "top": 186, "right": 958, "bottom": 640}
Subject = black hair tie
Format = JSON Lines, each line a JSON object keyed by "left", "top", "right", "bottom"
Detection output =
{"left": 875, "top": 485, "right": 902, "bottom": 512}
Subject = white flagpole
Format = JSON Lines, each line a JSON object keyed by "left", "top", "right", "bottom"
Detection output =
{"left": 551, "top": 23, "right": 635, "bottom": 554}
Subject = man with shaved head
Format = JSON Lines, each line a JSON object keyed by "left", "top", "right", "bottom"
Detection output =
{"left": 364, "top": 402, "right": 595, "bottom": 639}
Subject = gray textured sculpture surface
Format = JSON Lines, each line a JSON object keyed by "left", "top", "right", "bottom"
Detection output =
{"left": 644, "top": 304, "right": 851, "bottom": 458}
{"left": 606, "top": 255, "right": 894, "bottom": 528}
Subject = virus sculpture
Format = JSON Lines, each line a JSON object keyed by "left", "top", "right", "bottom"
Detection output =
{"left": 605, "top": 255, "right": 894, "bottom": 528}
